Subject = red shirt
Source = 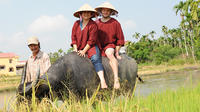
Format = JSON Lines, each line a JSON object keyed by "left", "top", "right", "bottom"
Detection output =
{"left": 96, "top": 18, "right": 125, "bottom": 56}
{"left": 71, "top": 19, "right": 99, "bottom": 58}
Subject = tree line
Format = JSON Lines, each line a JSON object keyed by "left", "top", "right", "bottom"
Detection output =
{"left": 126, "top": 0, "right": 200, "bottom": 64}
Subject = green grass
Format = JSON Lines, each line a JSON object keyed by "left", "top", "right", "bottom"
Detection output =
{"left": 138, "top": 57, "right": 198, "bottom": 67}
{"left": 1, "top": 83, "right": 200, "bottom": 112}
{"left": 135, "top": 85, "right": 200, "bottom": 112}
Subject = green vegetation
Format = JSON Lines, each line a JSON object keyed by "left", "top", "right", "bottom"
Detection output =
{"left": 48, "top": 49, "right": 67, "bottom": 64}
{"left": 127, "top": 0, "right": 200, "bottom": 64}
{"left": 48, "top": 0, "right": 200, "bottom": 66}
{"left": 135, "top": 84, "right": 200, "bottom": 112}
{"left": 2, "top": 83, "right": 200, "bottom": 112}
{"left": 48, "top": 48, "right": 73, "bottom": 64}
{"left": 1, "top": 1, "right": 199, "bottom": 111}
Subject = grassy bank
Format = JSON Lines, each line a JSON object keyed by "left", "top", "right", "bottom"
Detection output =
{"left": 0, "top": 75, "right": 21, "bottom": 92}
{"left": 2, "top": 83, "right": 200, "bottom": 112}
{"left": 138, "top": 61, "right": 200, "bottom": 76}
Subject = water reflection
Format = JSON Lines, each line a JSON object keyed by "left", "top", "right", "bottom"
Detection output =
{"left": 135, "top": 69, "right": 200, "bottom": 97}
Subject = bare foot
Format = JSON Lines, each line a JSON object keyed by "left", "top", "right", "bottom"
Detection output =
{"left": 116, "top": 55, "right": 122, "bottom": 60}
{"left": 114, "top": 80, "right": 120, "bottom": 89}
{"left": 115, "top": 53, "right": 122, "bottom": 60}
{"left": 101, "top": 82, "right": 108, "bottom": 89}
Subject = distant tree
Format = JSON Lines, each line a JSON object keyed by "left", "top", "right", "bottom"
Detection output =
{"left": 149, "top": 30, "right": 156, "bottom": 40}
{"left": 151, "top": 45, "right": 181, "bottom": 65}
{"left": 49, "top": 48, "right": 67, "bottom": 64}
{"left": 174, "top": 0, "right": 200, "bottom": 60}
{"left": 67, "top": 47, "right": 73, "bottom": 53}
{"left": 127, "top": 38, "right": 153, "bottom": 63}
{"left": 132, "top": 32, "right": 141, "bottom": 40}
{"left": 126, "top": 0, "right": 200, "bottom": 64}
{"left": 161, "top": 25, "right": 169, "bottom": 45}
{"left": 174, "top": 1, "right": 185, "bottom": 21}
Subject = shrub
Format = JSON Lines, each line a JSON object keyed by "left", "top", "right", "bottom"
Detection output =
{"left": 127, "top": 41, "right": 152, "bottom": 63}
{"left": 168, "top": 58, "right": 185, "bottom": 65}
{"left": 151, "top": 45, "right": 181, "bottom": 65}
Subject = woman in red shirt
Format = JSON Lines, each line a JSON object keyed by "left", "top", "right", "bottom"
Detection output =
{"left": 71, "top": 4, "right": 107, "bottom": 89}
{"left": 95, "top": 2, "right": 125, "bottom": 89}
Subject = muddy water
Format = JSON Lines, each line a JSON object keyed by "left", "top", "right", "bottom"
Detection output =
{"left": 0, "top": 69, "right": 200, "bottom": 109}
{"left": 135, "top": 69, "right": 200, "bottom": 97}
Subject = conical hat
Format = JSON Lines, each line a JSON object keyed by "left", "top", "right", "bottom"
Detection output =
{"left": 74, "top": 4, "right": 98, "bottom": 18}
{"left": 95, "top": 2, "right": 118, "bottom": 15}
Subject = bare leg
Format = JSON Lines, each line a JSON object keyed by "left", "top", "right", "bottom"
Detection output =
{"left": 97, "top": 71, "right": 108, "bottom": 88}
{"left": 105, "top": 48, "right": 120, "bottom": 89}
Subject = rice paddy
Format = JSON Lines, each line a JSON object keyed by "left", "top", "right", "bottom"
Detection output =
{"left": 1, "top": 81, "right": 200, "bottom": 112}
{"left": 0, "top": 65, "right": 200, "bottom": 112}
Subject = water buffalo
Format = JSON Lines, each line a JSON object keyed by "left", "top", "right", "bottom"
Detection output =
{"left": 18, "top": 52, "right": 138, "bottom": 99}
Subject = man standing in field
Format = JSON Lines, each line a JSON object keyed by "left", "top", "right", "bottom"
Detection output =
{"left": 95, "top": 2, "right": 125, "bottom": 89}
{"left": 25, "top": 36, "right": 51, "bottom": 82}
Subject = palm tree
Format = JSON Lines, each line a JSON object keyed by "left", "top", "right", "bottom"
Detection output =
{"left": 161, "top": 25, "right": 169, "bottom": 45}
{"left": 176, "top": 28, "right": 184, "bottom": 53}
{"left": 185, "top": 0, "right": 199, "bottom": 21}
{"left": 180, "top": 20, "right": 189, "bottom": 57}
{"left": 149, "top": 31, "right": 156, "bottom": 46}
{"left": 185, "top": 13, "right": 196, "bottom": 61}
{"left": 157, "top": 36, "right": 165, "bottom": 47}
{"left": 174, "top": 1, "right": 190, "bottom": 57}
{"left": 180, "top": 0, "right": 199, "bottom": 61}
{"left": 133, "top": 32, "right": 141, "bottom": 40}
{"left": 168, "top": 29, "right": 178, "bottom": 47}
{"left": 140, "top": 34, "right": 149, "bottom": 42}
{"left": 174, "top": 1, "right": 186, "bottom": 21}
{"left": 149, "top": 30, "right": 156, "bottom": 40}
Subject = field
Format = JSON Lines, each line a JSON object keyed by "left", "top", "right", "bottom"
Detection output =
{"left": 0, "top": 75, "right": 20, "bottom": 92}
{"left": 0, "top": 64, "right": 200, "bottom": 112}
{"left": 0, "top": 63, "right": 199, "bottom": 92}
{"left": 1, "top": 82, "right": 200, "bottom": 112}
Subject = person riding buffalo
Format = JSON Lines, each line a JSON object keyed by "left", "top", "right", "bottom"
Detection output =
{"left": 25, "top": 36, "right": 51, "bottom": 82}
{"left": 95, "top": 2, "right": 125, "bottom": 89}
{"left": 71, "top": 4, "right": 108, "bottom": 89}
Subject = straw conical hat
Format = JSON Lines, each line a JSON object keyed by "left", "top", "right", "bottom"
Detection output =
{"left": 74, "top": 4, "right": 98, "bottom": 18}
{"left": 95, "top": 2, "right": 118, "bottom": 15}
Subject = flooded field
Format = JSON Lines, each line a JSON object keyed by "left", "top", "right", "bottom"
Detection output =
{"left": 135, "top": 69, "right": 200, "bottom": 96}
{"left": 0, "top": 68, "right": 200, "bottom": 109}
